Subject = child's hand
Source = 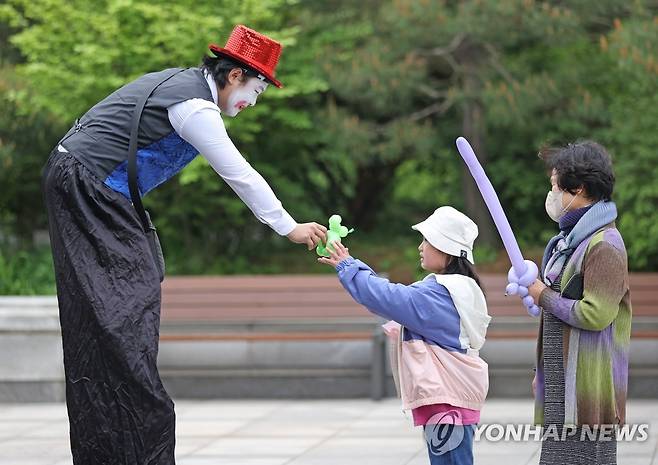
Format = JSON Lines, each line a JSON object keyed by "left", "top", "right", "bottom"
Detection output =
{"left": 317, "top": 240, "right": 351, "bottom": 268}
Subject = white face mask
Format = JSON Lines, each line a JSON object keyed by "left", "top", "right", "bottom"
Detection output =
{"left": 545, "top": 189, "right": 579, "bottom": 222}
{"left": 224, "top": 77, "right": 268, "bottom": 117}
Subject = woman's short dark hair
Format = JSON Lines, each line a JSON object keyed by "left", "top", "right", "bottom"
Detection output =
{"left": 538, "top": 141, "right": 615, "bottom": 201}
{"left": 443, "top": 256, "right": 485, "bottom": 296}
{"left": 200, "top": 55, "right": 257, "bottom": 89}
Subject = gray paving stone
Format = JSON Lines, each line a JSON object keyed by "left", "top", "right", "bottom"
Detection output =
{"left": 0, "top": 399, "right": 653, "bottom": 464}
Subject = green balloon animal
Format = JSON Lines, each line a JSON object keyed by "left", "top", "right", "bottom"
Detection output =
{"left": 316, "top": 215, "right": 355, "bottom": 257}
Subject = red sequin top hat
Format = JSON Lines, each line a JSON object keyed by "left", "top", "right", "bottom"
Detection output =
{"left": 209, "top": 25, "right": 283, "bottom": 88}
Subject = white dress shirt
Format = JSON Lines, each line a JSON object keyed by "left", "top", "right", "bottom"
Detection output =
{"left": 166, "top": 73, "right": 297, "bottom": 236}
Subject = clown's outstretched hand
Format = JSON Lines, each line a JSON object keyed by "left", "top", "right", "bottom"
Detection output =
{"left": 287, "top": 222, "right": 328, "bottom": 250}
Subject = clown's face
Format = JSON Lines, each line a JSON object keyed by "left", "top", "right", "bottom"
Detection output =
{"left": 220, "top": 72, "right": 268, "bottom": 117}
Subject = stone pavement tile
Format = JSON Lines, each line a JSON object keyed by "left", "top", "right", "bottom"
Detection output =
{"left": 174, "top": 400, "right": 286, "bottom": 420}
{"left": 22, "top": 420, "right": 70, "bottom": 439}
{"left": 3, "top": 399, "right": 658, "bottom": 465}
{"left": 402, "top": 449, "right": 430, "bottom": 465}
{"left": 193, "top": 436, "right": 323, "bottom": 457}
{"left": 335, "top": 417, "right": 417, "bottom": 438}
{"left": 350, "top": 400, "right": 408, "bottom": 413}
{"left": 260, "top": 401, "right": 372, "bottom": 423}
{"left": 314, "top": 435, "right": 424, "bottom": 449}
{"left": 627, "top": 400, "right": 658, "bottom": 419}
{"left": 286, "top": 399, "right": 377, "bottom": 409}
{"left": 479, "top": 400, "right": 535, "bottom": 423}
{"left": 229, "top": 422, "right": 342, "bottom": 438}
{"left": 0, "top": 438, "right": 71, "bottom": 459}
{"left": 50, "top": 459, "right": 73, "bottom": 465}
{"left": 0, "top": 421, "right": 50, "bottom": 439}
{"left": 360, "top": 401, "right": 410, "bottom": 418}
{"left": 0, "top": 460, "right": 57, "bottom": 465}
{"left": 618, "top": 434, "right": 656, "bottom": 457}
{"left": 176, "top": 458, "right": 290, "bottom": 465}
{"left": 617, "top": 456, "right": 658, "bottom": 465}
{"left": 618, "top": 456, "right": 657, "bottom": 465}
{"left": 286, "top": 456, "right": 417, "bottom": 465}
{"left": 175, "top": 419, "right": 245, "bottom": 437}
{"left": 525, "top": 452, "right": 540, "bottom": 465}
{"left": 175, "top": 437, "right": 218, "bottom": 457}
{"left": 0, "top": 404, "right": 67, "bottom": 421}
{"left": 473, "top": 438, "right": 539, "bottom": 455}
{"left": 287, "top": 436, "right": 424, "bottom": 463}
{"left": 477, "top": 456, "right": 538, "bottom": 465}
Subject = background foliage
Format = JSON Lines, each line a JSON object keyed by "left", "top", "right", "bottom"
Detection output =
{"left": 1, "top": 0, "right": 656, "bottom": 294}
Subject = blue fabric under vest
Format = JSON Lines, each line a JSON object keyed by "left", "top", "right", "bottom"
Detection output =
{"left": 60, "top": 67, "right": 214, "bottom": 198}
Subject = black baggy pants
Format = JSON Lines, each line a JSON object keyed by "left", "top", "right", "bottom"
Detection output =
{"left": 42, "top": 148, "right": 176, "bottom": 465}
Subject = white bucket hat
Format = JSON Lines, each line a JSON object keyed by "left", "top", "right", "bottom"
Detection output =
{"left": 411, "top": 206, "right": 479, "bottom": 264}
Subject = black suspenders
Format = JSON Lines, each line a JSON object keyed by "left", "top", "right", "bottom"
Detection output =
{"left": 127, "top": 68, "right": 184, "bottom": 231}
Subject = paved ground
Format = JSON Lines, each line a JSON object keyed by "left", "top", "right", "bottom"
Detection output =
{"left": 1, "top": 398, "right": 656, "bottom": 465}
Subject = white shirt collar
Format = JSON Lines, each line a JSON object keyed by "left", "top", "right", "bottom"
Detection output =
{"left": 203, "top": 70, "right": 219, "bottom": 105}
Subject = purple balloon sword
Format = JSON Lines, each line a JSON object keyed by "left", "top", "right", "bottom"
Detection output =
{"left": 455, "top": 137, "right": 540, "bottom": 316}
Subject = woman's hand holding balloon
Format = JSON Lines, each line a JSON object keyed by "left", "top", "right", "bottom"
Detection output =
{"left": 506, "top": 260, "right": 542, "bottom": 316}
{"left": 527, "top": 279, "right": 548, "bottom": 303}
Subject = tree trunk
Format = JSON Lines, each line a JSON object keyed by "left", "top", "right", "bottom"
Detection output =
{"left": 348, "top": 160, "right": 400, "bottom": 231}
{"left": 461, "top": 59, "right": 498, "bottom": 250}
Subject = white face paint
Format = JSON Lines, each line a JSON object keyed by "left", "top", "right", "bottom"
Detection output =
{"left": 224, "top": 77, "right": 268, "bottom": 117}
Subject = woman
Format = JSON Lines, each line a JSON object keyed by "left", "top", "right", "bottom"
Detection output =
{"left": 42, "top": 25, "right": 327, "bottom": 464}
{"left": 525, "top": 141, "right": 632, "bottom": 465}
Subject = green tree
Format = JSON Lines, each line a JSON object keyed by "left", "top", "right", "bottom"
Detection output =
{"left": 1, "top": 0, "right": 657, "bottom": 286}
{"left": 594, "top": 13, "right": 658, "bottom": 268}
{"left": 296, "top": 0, "right": 658, "bottom": 269}
{"left": 3, "top": 0, "right": 330, "bottom": 274}
{"left": 288, "top": 0, "right": 603, "bottom": 245}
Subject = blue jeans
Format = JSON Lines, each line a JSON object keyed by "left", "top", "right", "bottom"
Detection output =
{"left": 423, "top": 423, "right": 476, "bottom": 465}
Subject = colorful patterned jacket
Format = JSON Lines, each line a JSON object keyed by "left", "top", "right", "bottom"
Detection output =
{"left": 536, "top": 200, "right": 631, "bottom": 426}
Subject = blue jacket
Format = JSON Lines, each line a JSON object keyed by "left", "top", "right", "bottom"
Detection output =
{"left": 336, "top": 257, "right": 466, "bottom": 353}
{"left": 335, "top": 257, "right": 491, "bottom": 411}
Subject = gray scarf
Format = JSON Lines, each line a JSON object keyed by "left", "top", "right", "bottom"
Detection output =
{"left": 540, "top": 200, "right": 618, "bottom": 288}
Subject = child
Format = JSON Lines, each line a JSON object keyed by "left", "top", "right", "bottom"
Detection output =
{"left": 318, "top": 206, "right": 490, "bottom": 465}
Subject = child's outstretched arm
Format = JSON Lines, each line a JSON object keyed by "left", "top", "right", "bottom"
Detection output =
{"left": 318, "top": 241, "right": 456, "bottom": 334}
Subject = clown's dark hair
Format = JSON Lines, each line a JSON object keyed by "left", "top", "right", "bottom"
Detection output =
{"left": 201, "top": 55, "right": 255, "bottom": 89}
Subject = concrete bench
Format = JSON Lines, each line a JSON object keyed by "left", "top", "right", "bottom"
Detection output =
{"left": 159, "top": 275, "right": 389, "bottom": 399}
{"left": 159, "top": 273, "right": 658, "bottom": 339}
{"left": 0, "top": 273, "right": 655, "bottom": 401}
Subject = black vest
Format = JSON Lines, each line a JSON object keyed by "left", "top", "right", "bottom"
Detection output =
{"left": 61, "top": 67, "right": 214, "bottom": 197}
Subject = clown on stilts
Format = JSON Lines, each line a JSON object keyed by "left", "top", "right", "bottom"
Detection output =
{"left": 42, "top": 25, "right": 328, "bottom": 464}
